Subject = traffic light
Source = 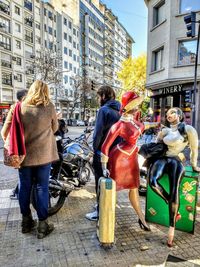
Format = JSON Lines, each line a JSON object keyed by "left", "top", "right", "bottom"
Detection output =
{"left": 184, "top": 12, "right": 196, "bottom": 38}
{"left": 185, "top": 90, "right": 192, "bottom": 103}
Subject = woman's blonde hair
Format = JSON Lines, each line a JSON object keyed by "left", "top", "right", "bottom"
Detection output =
{"left": 23, "top": 80, "right": 50, "bottom": 106}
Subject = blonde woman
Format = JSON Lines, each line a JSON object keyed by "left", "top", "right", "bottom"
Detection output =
{"left": 2, "top": 80, "right": 59, "bottom": 238}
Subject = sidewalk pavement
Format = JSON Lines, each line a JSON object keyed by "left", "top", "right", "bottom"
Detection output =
{"left": 0, "top": 175, "right": 200, "bottom": 267}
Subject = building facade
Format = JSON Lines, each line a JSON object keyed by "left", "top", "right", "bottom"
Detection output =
{"left": 0, "top": 0, "right": 41, "bottom": 120}
{"left": 145, "top": 0, "right": 200, "bottom": 133}
{"left": 0, "top": 0, "right": 134, "bottom": 121}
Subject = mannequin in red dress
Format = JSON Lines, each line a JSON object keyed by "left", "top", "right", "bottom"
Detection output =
{"left": 101, "top": 91, "right": 150, "bottom": 231}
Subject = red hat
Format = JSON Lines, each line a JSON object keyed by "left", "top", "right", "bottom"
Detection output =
{"left": 121, "top": 91, "right": 144, "bottom": 113}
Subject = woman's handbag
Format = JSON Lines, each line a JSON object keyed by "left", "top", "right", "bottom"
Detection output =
{"left": 4, "top": 147, "right": 25, "bottom": 168}
{"left": 3, "top": 102, "right": 26, "bottom": 168}
{"left": 138, "top": 142, "right": 168, "bottom": 160}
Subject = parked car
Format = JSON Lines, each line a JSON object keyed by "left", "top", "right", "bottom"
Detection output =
{"left": 76, "top": 120, "right": 85, "bottom": 126}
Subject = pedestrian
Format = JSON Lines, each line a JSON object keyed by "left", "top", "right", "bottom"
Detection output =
{"left": 1, "top": 80, "right": 59, "bottom": 238}
{"left": 1, "top": 90, "right": 28, "bottom": 200}
{"left": 148, "top": 107, "right": 200, "bottom": 247}
{"left": 101, "top": 91, "right": 150, "bottom": 231}
{"left": 85, "top": 85, "right": 121, "bottom": 221}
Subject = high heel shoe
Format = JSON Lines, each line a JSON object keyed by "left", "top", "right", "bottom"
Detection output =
{"left": 138, "top": 219, "right": 151, "bottom": 231}
{"left": 176, "top": 213, "right": 181, "bottom": 222}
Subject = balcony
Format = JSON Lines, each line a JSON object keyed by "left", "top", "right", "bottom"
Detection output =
{"left": 0, "top": 1, "right": 10, "bottom": 15}
{"left": 25, "top": 35, "right": 33, "bottom": 43}
{"left": 2, "top": 78, "right": 12, "bottom": 86}
{"left": 24, "top": 17, "right": 33, "bottom": 27}
{"left": 24, "top": 0, "right": 32, "bottom": 12}
{"left": 0, "top": 23, "right": 10, "bottom": 33}
{"left": 1, "top": 60, "right": 12, "bottom": 68}
{"left": 0, "top": 41, "right": 11, "bottom": 51}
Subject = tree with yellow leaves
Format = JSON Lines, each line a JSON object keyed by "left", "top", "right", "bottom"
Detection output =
{"left": 117, "top": 54, "right": 149, "bottom": 117}
{"left": 117, "top": 53, "right": 147, "bottom": 99}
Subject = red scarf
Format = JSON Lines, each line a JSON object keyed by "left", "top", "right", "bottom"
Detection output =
{"left": 9, "top": 102, "right": 26, "bottom": 157}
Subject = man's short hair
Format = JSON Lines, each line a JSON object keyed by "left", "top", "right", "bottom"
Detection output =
{"left": 16, "top": 90, "right": 28, "bottom": 101}
{"left": 97, "top": 85, "right": 116, "bottom": 100}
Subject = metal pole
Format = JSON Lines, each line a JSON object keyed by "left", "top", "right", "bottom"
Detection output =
{"left": 192, "top": 21, "right": 200, "bottom": 127}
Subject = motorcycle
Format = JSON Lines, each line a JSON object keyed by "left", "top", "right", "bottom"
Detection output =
{"left": 31, "top": 127, "right": 94, "bottom": 216}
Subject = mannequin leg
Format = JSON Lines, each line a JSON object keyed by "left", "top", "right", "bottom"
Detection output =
{"left": 149, "top": 159, "right": 169, "bottom": 203}
{"left": 167, "top": 158, "right": 184, "bottom": 246}
{"left": 129, "top": 189, "right": 150, "bottom": 230}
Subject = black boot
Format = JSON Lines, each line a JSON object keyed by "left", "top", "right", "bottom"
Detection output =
{"left": 21, "top": 214, "right": 36, "bottom": 233}
{"left": 37, "top": 220, "right": 54, "bottom": 239}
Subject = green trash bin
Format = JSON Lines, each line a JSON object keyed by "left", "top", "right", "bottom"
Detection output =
{"left": 145, "top": 166, "right": 199, "bottom": 233}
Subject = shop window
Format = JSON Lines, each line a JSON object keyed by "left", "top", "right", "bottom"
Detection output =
{"left": 178, "top": 40, "right": 197, "bottom": 65}
{"left": 180, "top": 0, "right": 200, "bottom": 14}
{"left": 153, "top": 0, "right": 165, "bottom": 27}
{"left": 152, "top": 47, "right": 164, "bottom": 72}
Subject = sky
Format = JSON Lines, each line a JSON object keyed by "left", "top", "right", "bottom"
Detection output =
{"left": 101, "top": 0, "right": 148, "bottom": 57}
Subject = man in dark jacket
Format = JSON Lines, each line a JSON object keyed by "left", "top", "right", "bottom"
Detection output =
{"left": 86, "top": 85, "right": 121, "bottom": 221}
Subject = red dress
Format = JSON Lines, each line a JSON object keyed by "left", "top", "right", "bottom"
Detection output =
{"left": 101, "top": 116, "right": 144, "bottom": 190}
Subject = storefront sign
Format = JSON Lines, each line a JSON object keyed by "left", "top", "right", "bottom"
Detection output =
{"left": 153, "top": 84, "right": 184, "bottom": 96}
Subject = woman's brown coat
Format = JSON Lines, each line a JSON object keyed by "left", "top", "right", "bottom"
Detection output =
{"left": 1, "top": 102, "right": 59, "bottom": 167}
{"left": 20, "top": 102, "right": 59, "bottom": 166}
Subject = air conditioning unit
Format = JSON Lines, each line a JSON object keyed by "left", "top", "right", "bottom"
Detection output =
{"left": 0, "top": 22, "right": 5, "bottom": 28}
{"left": 14, "top": 75, "right": 18, "bottom": 80}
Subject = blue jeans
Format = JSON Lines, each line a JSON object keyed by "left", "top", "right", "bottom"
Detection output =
{"left": 18, "top": 164, "right": 51, "bottom": 220}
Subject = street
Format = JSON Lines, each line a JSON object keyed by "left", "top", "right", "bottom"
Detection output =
{"left": 0, "top": 126, "right": 200, "bottom": 266}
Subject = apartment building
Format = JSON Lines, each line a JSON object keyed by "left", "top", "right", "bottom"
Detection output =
{"left": 0, "top": 0, "right": 41, "bottom": 120}
{"left": 0, "top": 0, "right": 133, "bottom": 121}
{"left": 103, "top": 7, "right": 115, "bottom": 86}
{"left": 114, "top": 19, "right": 134, "bottom": 89}
{"left": 145, "top": 0, "right": 200, "bottom": 133}
{"left": 80, "top": 0, "right": 104, "bottom": 83}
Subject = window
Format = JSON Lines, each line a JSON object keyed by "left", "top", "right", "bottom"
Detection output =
{"left": 152, "top": 46, "right": 164, "bottom": 71}
{"left": 180, "top": 0, "right": 200, "bottom": 14}
{"left": 69, "top": 49, "right": 72, "bottom": 57}
{"left": 64, "top": 61, "right": 68, "bottom": 69}
{"left": 54, "top": 30, "right": 56, "bottom": 37}
{"left": 73, "top": 54, "right": 76, "bottom": 61}
{"left": 48, "top": 27, "right": 52, "bottom": 35}
{"left": 17, "top": 74, "right": 22, "bottom": 82}
{"left": 74, "top": 67, "right": 76, "bottom": 74}
{"left": 15, "top": 5, "right": 20, "bottom": 15}
{"left": 73, "top": 41, "right": 76, "bottom": 49}
{"left": 69, "top": 63, "right": 72, "bottom": 70}
{"left": 15, "top": 23, "right": 21, "bottom": 33}
{"left": 153, "top": 0, "right": 165, "bottom": 27}
{"left": 16, "top": 57, "right": 22, "bottom": 66}
{"left": 64, "top": 75, "right": 68, "bottom": 84}
{"left": 69, "top": 36, "right": 72, "bottom": 43}
{"left": 73, "top": 28, "right": 76, "bottom": 35}
{"left": 178, "top": 40, "right": 197, "bottom": 65}
{"left": 68, "top": 21, "right": 72, "bottom": 29}
{"left": 64, "top": 47, "right": 68, "bottom": 55}
{"left": 64, "top": 32, "right": 67, "bottom": 40}
{"left": 16, "top": 40, "right": 21, "bottom": 49}
{"left": 44, "top": 8, "right": 46, "bottom": 16}
{"left": 64, "top": 18, "right": 67, "bottom": 25}
{"left": 35, "top": 23, "right": 40, "bottom": 30}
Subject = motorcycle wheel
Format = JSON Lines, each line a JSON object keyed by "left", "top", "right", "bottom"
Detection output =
{"left": 31, "top": 187, "right": 70, "bottom": 216}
